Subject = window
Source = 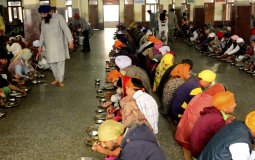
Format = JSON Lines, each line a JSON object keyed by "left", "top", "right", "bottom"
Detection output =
{"left": 225, "top": 3, "right": 232, "bottom": 21}
{"left": 125, "top": 0, "right": 134, "bottom": 4}
{"left": 89, "top": 0, "right": 98, "bottom": 5}
{"left": 39, "top": 0, "right": 50, "bottom": 5}
{"left": 7, "top": 0, "right": 23, "bottom": 23}
{"left": 65, "top": 0, "right": 72, "bottom": 22}
{"left": 145, "top": 4, "right": 158, "bottom": 21}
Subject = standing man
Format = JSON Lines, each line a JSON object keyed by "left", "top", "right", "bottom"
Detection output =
{"left": 168, "top": 8, "right": 178, "bottom": 41}
{"left": 38, "top": 5, "right": 74, "bottom": 88}
{"left": 147, "top": 10, "right": 157, "bottom": 36}
{"left": 73, "top": 13, "right": 90, "bottom": 52}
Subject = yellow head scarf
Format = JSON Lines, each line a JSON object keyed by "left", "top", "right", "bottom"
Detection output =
{"left": 98, "top": 120, "right": 124, "bottom": 141}
{"left": 198, "top": 70, "right": 216, "bottom": 83}
{"left": 245, "top": 111, "right": 255, "bottom": 134}
{"left": 153, "top": 54, "right": 174, "bottom": 91}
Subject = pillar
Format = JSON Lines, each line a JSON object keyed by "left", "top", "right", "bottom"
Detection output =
{"left": 55, "top": 0, "right": 66, "bottom": 18}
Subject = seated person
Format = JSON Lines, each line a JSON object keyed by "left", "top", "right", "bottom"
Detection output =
{"left": 235, "top": 39, "right": 255, "bottom": 67}
{"left": 170, "top": 70, "right": 216, "bottom": 123}
{"left": 0, "top": 53, "right": 25, "bottom": 96}
{"left": 153, "top": 53, "right": 174, "bottom": 92}
{"left": 219, "top": 35, "right": 239, "bottom": 60}
{"left": 161, "top": 63, "right": 191, "bottom": 116}
{"left": 125, "top": 78, "right": 159, "bottom": 134}
{"left": 93, "top": 120, "right": 167, "bottom": 160}
{"left": 175, "top": 83, "right": 225, "bottom": 160}
{"left": 198, "top": 111, "right": 255, "bottom": 160}
{"left": 191, "top": 91, "right": 236, "bottom": 158}
{"left": 8, "top": 48, "right": 34, "bottom": 81}
{"left": 115, "top": 55, "right": 152, "bottom": 95}
{"left": 6, "top": 37, "right": 22, "bottom": 57}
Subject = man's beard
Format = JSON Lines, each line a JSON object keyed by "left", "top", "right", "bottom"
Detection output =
{"left": 43, "top": 14, "right": 52, "bottom": 24}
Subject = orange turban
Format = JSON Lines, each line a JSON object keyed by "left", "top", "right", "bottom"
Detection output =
{"left": 245, "top": 111, "right": 255, "bottom": 134}
{"left": 107, "top": 69, "right": 121, "bottom": 82}
{"left": 125, "top": 78, "right": 144, "bottom": 91}
{"left": 205, "top": 83, "right": 225, "bottom": 96}
{"left": 148, "top": 36, "right": 157, "bottom": 43}
{"left": 170, "top": 64, "right": 191, "bottom": 80}
{"left": 212, "top": 91, "right": 236, "bottom": 111}
{"left": 114, "top": 40, "right": 124, "bottom": 48}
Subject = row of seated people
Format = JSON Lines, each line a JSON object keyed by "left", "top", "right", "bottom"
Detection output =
{"left": 181, "top": 24, "right": 255, "bottom": 75}
{"left": 0, "top": 31, "right": 46, "bottom": 118}
{"left": 91, "top": 23, "right": 255, "bottom": 160}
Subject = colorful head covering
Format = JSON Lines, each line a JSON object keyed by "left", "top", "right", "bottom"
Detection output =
{"left": 153, "top": 54, "right": 174, "bottom": 91}
{"left": 33, "top": 40, "right": 40, "bottom": 47}
{"left": 236, "top": 38, "right": 244, "bottom": 43}
{"left": 208, "top": 33, "right": 216, "bottom": 38}
{"left": 212, "top": 91, "right": 236, "bottom": 111}
{"left": 114, "top": 40, "right": 124, "bottom": 49}
{"left": 153, "top": 40, "right": 163, "bottom": 50}
{"left": 198, "top": 70, "right": 216, "bottom": 83}
{"left": 115, "top": 55, "right": 132, "bottom": 70}
{"left": 148, "top": 36, "right": 157, "bottom": 43}
{"left": 98, "top": 120, "right": 124, "bottom": 141}
{"left": 231, "top": 35, "right": 239, "bottom": 41}
{"left": 159, "top": 46, "right": 170, "bottom": 55}
{"left": 170, "top": 63, "right": 190, "bottom": 80}
{"left": 107, "top": 69, "right": 122, "bottom": 82}
{"left": 205, "top": 83, "right": 225, "bottom": 96}
{"left": 38, "top": 5, "right": 51, "bottom": 13}
{"left": 217, "top": 32, "right": 224, "bottom": 39}
{"left": 17, "top": 48, "right": 32, "bottom": 60}
{"left": 125, "top": 78, "right": 145, "bottom": 91}
{"left": 245, "top": 111, "right": 255, "bottom": 134}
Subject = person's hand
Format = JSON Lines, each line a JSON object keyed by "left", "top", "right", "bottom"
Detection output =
{"left": 92, "top": 143, "right": 107, "bottom": 154}
{"left": 106, "top": 113, "right": 114, "bottom": 120}
{"left": 101, "top": 101, "right": 112, "bottom": 108}
{"left": 36, "top": 47, "right": 42, "bottom": 61}
{"left": 68, "top": 41, "right": 74, "bottom": 49}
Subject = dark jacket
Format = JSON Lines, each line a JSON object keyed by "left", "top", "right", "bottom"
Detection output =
{"left": 117, "top": 123, "right": 166, "bottom": 160}
{"left": 170, "top": 78, "right": 201, "bottom": 122}
{"left": 190, "top": 106, "right": 225, "bottom": 158}
{"left": 198, "top": 121, "right": 254, "bottom": 160}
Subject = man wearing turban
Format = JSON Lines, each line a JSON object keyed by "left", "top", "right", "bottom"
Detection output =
{"left": 199, "top": 111, "right": 255, "bottom": 160}
{"left": 37, "top": 5, "right": 74, "bottom": 87}
{"left": 93, "top": 120, "right": 166, "bottom": 160}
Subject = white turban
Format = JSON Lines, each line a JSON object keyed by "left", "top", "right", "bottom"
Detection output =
{"left": 208, "top": 32, "right": 216, "bottom": 38}
{"left": 236, "top": 38, "right": 244, "bottom": 43}
{"left": 146, "top": 30, "right": 152, "bottom": 36}
{"left": 115, "top": 55, "right": 132, "bottom": 70}
{"left": 159, "top": 46, "right": 170, "bottom": 55}
{"left": 33, "top": 40, "right": 40, "bottom": 47}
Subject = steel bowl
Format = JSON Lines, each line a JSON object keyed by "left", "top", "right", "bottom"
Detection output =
{"left": 96, "top": 89, "right": 103, "bottom": 94}
{"left": 89, "top": 130, "right": 98, "bottom": 136}
{"left": 95, "top": 79, "right": 100, "bottom": 83}
{"left": 99, "top": 98, "right": 106, "bottom": 103}
{"left": 4, "top": 102, "right": 18, "bottom": 108}
{"left": 95, "top": 108, "right": 105, "bottom": 114}
{"left": 8, "top": 98, "right": 16, "bottom": 102}
{"left": 78, "top": 157, "right": 99, "bottom": 160}
{"left": 85, "top": 138, "right": 98, "bottom": 147}
{"left": 95, "top": 82, "right": 100, "bottom": 86}
{"left": 95, "top": 119, "right": 104, "bottom": 124}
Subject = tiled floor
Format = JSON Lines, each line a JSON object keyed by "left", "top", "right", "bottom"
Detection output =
{"left": 0, "top": 28, "right": 254, "bottom": 160}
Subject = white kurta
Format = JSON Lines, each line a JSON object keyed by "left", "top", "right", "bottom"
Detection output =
{"left": 39, "top": 13, "right": 73, "bottom": 63}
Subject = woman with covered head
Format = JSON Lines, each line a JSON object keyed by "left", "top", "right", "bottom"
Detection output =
{"left": 170, "top": 69, "right": 216, "bottom": 123}
{"left": 8, "top": 48, "right": 34, "bottom": 80}
{"left": 161, "top": 63, "right": 191, "bottom": 115}
{"left": 198, "top": 111, "right": 255, "bottom": 160}
{"left": 175, "top": 83, "right": 225, "bottom": 160}
{"left": 191, "top": 91, "right": 237, "bottom": 158}
{"left": 153, "top": 53, "right": 174, "bottom": 92}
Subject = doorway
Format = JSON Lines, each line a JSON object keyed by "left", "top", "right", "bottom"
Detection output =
{"left": 103, "top": 5, "right": 119, "bottom": 28}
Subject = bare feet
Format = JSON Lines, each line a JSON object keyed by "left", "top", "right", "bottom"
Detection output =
{"left": 59, "top": 82, "right": 65, "bottom": 88}
{"left": 51, "top": 80, "right": 59, "bottom": 86}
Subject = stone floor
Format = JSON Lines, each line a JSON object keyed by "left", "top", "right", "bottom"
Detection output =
{"left": 0, "top": 28, "right": 254, "bottom": 160}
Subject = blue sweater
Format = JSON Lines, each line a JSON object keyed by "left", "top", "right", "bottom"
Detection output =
{"left": 117, "top": 123, "right": 166, "bottom": 160}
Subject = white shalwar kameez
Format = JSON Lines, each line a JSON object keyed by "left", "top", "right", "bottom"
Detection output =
{"left": 39, "top": 13, "right": 73, "bottom": 82}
